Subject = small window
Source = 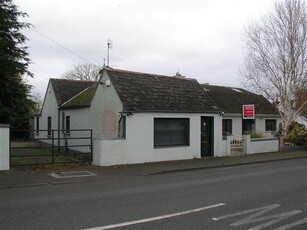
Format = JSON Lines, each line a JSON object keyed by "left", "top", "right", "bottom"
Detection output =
{"left": 36, "top": 117, "right": 39, "bottom": 135}
{"left": 222, "top": 119, "right": 232, "bottom": 136}
{"left": 265, "top": 119, "right": 276, "bottom": 131}
{"left": 118, "top": 116, "right": 126, "bottom": 138}
{"left": 65, "top": 116, "right": 70, "bottom": 134}
{"left": 47, "top": 117, "right": 52, "bottom": 136}
{"left": 154, "top": 118, "right": 190, "bottom": 147}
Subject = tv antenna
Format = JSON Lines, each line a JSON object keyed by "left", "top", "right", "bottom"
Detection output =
{"left": 107, "top": 38, "right": 113, "bottom": 67}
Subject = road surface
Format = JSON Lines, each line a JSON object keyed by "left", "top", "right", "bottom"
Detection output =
{"left": 1, "top": 158, "right": 307, "bottom": 229}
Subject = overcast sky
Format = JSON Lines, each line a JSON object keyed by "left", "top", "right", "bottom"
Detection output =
{"left": 15, "top": 0, "right": 278, "bottom": 97}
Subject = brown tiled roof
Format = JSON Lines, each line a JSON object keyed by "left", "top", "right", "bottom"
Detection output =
{"left": 60, "top": 84, "right": 97, "bottom": 109}
{"left": 50, "top": 79, "right": 96, "bottom": 106}
{"left": 202, "top": 84, "right": 279, "bottom": 115}
{"left": 106, "top": 68, "right": 220, "bottom": 113}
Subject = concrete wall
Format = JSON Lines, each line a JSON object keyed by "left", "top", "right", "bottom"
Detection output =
{"left": 243, "top": 135, "right": 279, "bottom": 155}
{"left": 93, "top": 112, "right": 223, "bottom": 166}
{"left": 0, "top": 124, "right": 10, "bottom": 170}
{"left": 221, "top": 137, "right": 231, "bottom": 157}
{"left": 35, "top": 81, "right": 59, "bottom": 138}
{"left": 90, "top": 71, "right": 123, "bottom": 139}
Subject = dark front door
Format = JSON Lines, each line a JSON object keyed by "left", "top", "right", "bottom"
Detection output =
{"left": 201, "top": 116, "right": 213, "bottom": 157}
{"left": 242, "top": 119, "right": 255, "bottom": 134}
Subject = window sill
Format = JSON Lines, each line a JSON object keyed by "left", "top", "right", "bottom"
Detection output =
{"left": 154, "top": 144, "right": 190, "bottom": 149}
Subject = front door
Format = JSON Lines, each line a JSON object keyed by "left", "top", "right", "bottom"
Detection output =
{"left": 201, "top": 116, "right": 213, "bottom": 157}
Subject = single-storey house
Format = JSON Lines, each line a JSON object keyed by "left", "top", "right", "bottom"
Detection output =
{"left": 202, "top": 84, "right": 282, "bottom": 139}
{"left": 35, "top": 67, "right": 282, "bottom": 165}
{"left": 35, "top": 78, "right": 97, "bottom": 151}
{"left": 91, "top": 68, "right": 224, "bottom": 165}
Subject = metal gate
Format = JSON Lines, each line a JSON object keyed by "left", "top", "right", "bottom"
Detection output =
{"left": 10, "top": 129, "right": 92, "bottom": 167}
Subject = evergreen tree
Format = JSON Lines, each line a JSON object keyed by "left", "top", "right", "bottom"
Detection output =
{"left": 0, "top": 0, "right": 33, "bottom": 130}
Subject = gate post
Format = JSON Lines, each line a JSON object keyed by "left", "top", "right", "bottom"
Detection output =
{"left": 243, "top": 134, "right": 251, "bottom": 155}
{"left": 0, "top": 124, "right": 10, "bottom": 170}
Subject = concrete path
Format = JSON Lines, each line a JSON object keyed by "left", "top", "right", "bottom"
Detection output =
{"left": 0, "top": 150, "right": 306, "bottom": 189}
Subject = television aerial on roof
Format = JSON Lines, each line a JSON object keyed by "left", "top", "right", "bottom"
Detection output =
{"left": 107, "top": 38, "right": 113, "bottom": 67}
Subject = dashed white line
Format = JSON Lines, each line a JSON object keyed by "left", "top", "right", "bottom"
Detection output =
{"left": 83, "top": 203, "right": 226, "bottom": 230}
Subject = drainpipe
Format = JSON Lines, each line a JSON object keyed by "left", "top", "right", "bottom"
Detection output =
{"left": 57, "top": 107, "right": 60, "bottom": 152}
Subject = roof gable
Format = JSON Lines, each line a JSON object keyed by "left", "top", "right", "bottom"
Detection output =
{"left": 105, "top": 68, "right": 220, "bottom": 113}
{"left": 50, "top": 79, "right": 96, "bottom": 106}
{"left": 202, "top": 85, "right": 279, "bottom": 115}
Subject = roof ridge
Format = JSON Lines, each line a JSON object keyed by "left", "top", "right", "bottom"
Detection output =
{"left": 51, "top": 78, "right": 96, "bottom": 83}
{"left": 105, "top": 67, "right": 196, "bottom": 82}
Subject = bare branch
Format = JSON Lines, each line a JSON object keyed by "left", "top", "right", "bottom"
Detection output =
{"left": 241, "top": 0, "right": 307, "bottom": 134}
{"left": 62, "top": 63, "right": 103, "bottom": 81}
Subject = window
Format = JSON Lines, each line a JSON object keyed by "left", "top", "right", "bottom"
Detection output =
{"left": 47, "top": 117, "right": 52, "bottom": 136}
{"left": 118, "top": 116, "right": 126, "bottom": 138}
{"left": 65, "top": 116, "right": 70, "bottom": 134}
{"left": 36, "top": 117, "right": 39, "bottom": 135}
{"left": 265, "top": 119, "right": 276, "bottom": 131}
{"left": 222, "top": 119, "right": 232, "bottom": 136}
{"left": 154, "top": 118, "right": 189, "bottom": 147}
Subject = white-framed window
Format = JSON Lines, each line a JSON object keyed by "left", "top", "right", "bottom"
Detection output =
{"left": 65, "top": 116, "right": 70, "bottom": 134}
{"left": 265, "top": 119, "right": 276, "bottom": 131}
{"left": 222, "top": 119, "right": 232, "bottom": 136}
{"left": 36, "top": 117, "right": 39, "bottom": 135}
{"left": 118, "top": 116, "right": 126, "bottom": 138}
{"left": 47, "top": 117, "right": 51, "bottom": 136}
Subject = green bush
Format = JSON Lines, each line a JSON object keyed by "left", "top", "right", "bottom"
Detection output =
{"left": 251, "top": 131, "right": 263, "bottom": 138}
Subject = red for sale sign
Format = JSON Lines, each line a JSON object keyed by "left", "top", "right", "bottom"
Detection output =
{"left": 242, "top": 104, "right": 255, "bottom": 119}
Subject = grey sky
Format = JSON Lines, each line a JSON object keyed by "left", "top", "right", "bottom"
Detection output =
{"left": 15, "top": 0, "right": 278, "bottom": 96}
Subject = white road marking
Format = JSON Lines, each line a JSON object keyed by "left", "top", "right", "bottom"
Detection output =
{"left": 213, "top": 204, "right": 281, "bottom": 221}
{"left": 213, "top": 204, "right": 302, "bottom": 230}
{"left": 83, "top": 203, "right": 226, "bottom": 230}
{"left": 273, "top": 217, "right": 307, "bottom": 230}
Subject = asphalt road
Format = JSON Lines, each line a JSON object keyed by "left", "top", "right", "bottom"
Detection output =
{"left": 1, "top": 158, "right": 307, "bottom": 230}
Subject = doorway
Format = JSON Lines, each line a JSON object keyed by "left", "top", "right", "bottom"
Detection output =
{"left": 201, "top": 116, "right": 214, "bottom": 157}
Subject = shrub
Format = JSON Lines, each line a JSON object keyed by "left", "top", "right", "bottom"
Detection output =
{"left": 286, "top": 122, "right": 307, "bottom": 140}
{"left": 251, "top": 131, "right": 263, "bottom": 138}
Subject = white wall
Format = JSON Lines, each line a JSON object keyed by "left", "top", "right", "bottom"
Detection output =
{"left": 93, "top": 112, "right": 223, "bottom": 166}
{"left": 223, "top": 114, "right": 282, "bottom": 139}
{"left": 256, "top": 117, "right": 282, "bottom": 138}
{"left": 296, "top": 115, "right": 307, "bottom": 128}
{"left": 0, "top": 124, "right": 10, "bottom": 170}
{"left": 35, "top": 81, "right": 59, "bottom": 138}
{"left": 243, "top": 135, "right": 279, "bottom": 155}
{"left": 221, "top": 138, "right": 231, "bottom": 156}
{"left": 59, "top": 108, "right": 92, "bottom": 153}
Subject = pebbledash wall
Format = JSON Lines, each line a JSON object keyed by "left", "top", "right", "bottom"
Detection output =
{"left": 0, "top": 124, "right": 10, "bottom": 170}
{"left": 93, "top": 113, "right": 223, "bottom": 166}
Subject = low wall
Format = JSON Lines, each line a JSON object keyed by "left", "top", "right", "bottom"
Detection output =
{"left": 93, "top": 137, "right": 197, "bottom": 166}
{"left": 221, "top": 137, "right": 231, "bottom": 156}
{"left": 244, "top": 135, "right": 279, "bottom": 155}
{"left": 0, "top": 124, "right": 10, "bottom": 170}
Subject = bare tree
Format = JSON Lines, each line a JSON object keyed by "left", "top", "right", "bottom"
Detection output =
{"left": 62, "top": 63, "right": 102, "bottom": 81}
{"left": 241, "top": 0, "right": 307, "bottom": 135}
{"left": 30, "top": 92, "right": 43, "bottom": 116}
